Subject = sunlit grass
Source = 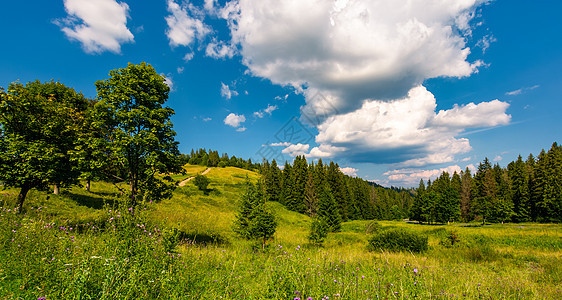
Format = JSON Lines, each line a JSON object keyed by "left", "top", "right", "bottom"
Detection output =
{"left": 1, "top": 165, "right": 561, "bottom": 299}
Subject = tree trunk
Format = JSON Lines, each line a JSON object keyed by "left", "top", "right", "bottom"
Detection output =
{"left": 16, "top": 185, "right": 31, "bottom": 214}
{"left": 86, "top": 179, "right": 90, "bottom": 192}
{"left": 53, "top": 184, "right": 60, "bottom": 195}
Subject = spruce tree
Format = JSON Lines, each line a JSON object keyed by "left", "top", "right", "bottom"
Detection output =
{"left": 317, "top": 182, "right": 342, "bottom": 232}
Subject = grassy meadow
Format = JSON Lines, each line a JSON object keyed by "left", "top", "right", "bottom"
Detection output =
{"left": 1, "top": 165, "right": 561, "bottom": 299}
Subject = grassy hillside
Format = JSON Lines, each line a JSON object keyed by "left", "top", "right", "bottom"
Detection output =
{"left": 1, "top": 165, "right": 561, "bottom": 299}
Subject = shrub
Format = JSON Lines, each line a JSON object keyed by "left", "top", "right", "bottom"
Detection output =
{"left": 367, "top": 228, "right": 428, "bottom": 253}
{"left": 193, "top": 175, "right": 210, "bottom": 191}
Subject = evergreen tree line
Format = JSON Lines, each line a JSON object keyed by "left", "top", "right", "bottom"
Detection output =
{"left": 411, "top": 142, "right": 562, "bottom": 224}
{"left": 260, "top": 156, "right": 414, "bottom": 231}
{"left": 180, "top": 148, "right": 260, "bottom": 171}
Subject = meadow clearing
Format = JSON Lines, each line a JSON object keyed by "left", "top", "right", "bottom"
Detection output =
{"left": 0, "top": 166, "right": 561, "bottom": 299}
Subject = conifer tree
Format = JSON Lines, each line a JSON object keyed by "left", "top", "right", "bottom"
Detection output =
{"left": 460, "top": 167, "right": 473, "bottom": 222}
{"left": 234, "top": 180, "right": 277, "bottom": 249}
{"left": 508, "top": 155, "right": 531, "bottom": 222}
{"left": 317, "top": 182, "right": 342, "bottom": 232}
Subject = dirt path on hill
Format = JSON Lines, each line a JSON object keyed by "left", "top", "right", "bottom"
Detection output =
{"left": 178, "top": 168, "right": 211, "bottom": 187}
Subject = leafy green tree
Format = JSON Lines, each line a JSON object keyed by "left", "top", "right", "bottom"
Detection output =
{"left": 193, "top": 175, "right": 210, "bottom": 191}
{"left": 93, "top": 62, "right": 181, "bottom": 205}
{"left": 0, "top": 81, "right": 89, "bottom": 211}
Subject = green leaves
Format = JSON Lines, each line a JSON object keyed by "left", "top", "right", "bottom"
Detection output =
{"left": 0, "top": 80, "right": 89, "bottom": 211}
{"left": 93, "top": 62, "right": 181, "bottom": 205}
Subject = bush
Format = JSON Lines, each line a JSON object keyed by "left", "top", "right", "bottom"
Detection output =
{"left": 367, "top": 228, "right": 428, "bottom": 253}
{"left": 193, "top": 175, "right": 210, "bottom": 191}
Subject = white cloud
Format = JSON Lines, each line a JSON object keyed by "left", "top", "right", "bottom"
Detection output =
{"left": 226, "top": 0, "right": 486, "bottom": 118}
{"left": 236, "top": 127, "right": 247, "bottom": 132}
{"left": 384, "top": 165, "right": 463, "bottom": 187}
{"left": 214, "top": 0, "right": 506, "bottom": 167}
{"left": 314, "top": 86, "right": 510, "bottom": 166}
{"left": 340, "top": 167, "right": 358, "bottom": 177}
{"left": 58, "top": 0, "right": 134, "bottom": 54}
{"left": 268, "top": 142, "right": 291, "bottom": 147}
{"left": 433, "top": 100, "right": 511, "bottom": 128}
{"left": 206, "top": 40, "right": 237, "bottom": 59}
{"left": 224, "top": 113, "right": 245, "bottom": 128}
{"left": 220, "top": 82, "right": 238, "bottom": 100}
{"left": 161, "top": 73, "right": 174, "bottom": 90}
{"left": 493, "top": 155, "right": 502, "bottom": 162}
{"left": 476, "top": 34, "right": 496, "bottom": 53}
{"left": 506, "top": 85, "right": 540, "bottom": 96}
{"left": 165, "top": 0, "right": 211, "bottom": 48}
{"left": 183, "top": 52, "right": 195, "bottom": 62}
{"left": 202, "top": 117, "right": 212, "bottom": 122}
{"left": 254, "top": 104, "right": 278, "bottom": 118}
{"left": 282, "top": 143, "right": 310, "bottom": 157}
{"left": 308, "top": 144, "right": 346, "bottom": 159}
{"left": 506, "top": 89, "right": 522, "bottom": 96}
{"left": 177, "top": 67, "right": 184, "bottom": 74}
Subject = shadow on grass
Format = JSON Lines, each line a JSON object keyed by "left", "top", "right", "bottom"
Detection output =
{"left": 63, "top": 190, "right": 117, "bottom": 209}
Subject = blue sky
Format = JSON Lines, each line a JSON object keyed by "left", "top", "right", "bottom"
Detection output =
{"left": 1, "top": 0, "right": 561, "bottom": 187}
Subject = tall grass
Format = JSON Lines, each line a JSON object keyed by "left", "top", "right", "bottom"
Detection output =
{"left": 0, "top": 166, "right": 561, "bottom": 299}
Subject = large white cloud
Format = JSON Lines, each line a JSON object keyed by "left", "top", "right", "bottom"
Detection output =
{"left": 59, "top": 0, "right": 134, "bottom": 54}
{"left": 166, "top": 0, "right": 211, "bottom": 48}
{"left": 225, "top": 0, "right": 486, "bottom": 116}
{"left": 314, "top": 86, "right": 510, "bottom": 166}
{"left": 212, "top": 0, "right": 510, "bottom": 168}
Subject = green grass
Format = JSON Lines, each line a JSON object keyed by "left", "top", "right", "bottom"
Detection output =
{"left": 1, "top": 166, "right": 561, "bottom": 299}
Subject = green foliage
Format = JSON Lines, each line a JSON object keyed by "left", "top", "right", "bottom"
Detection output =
{"left": 93, "top": 62, "right": 181, "bottom": 205}
{"left": 193, "top": 174, "right": 210, "bottom": 191}
{"left": 308, "top": 217, "right": 328, "bottom": 245}
{"left": 234, "top": 181, "right": 277, "bottom": 249}
{"left": 367, "top": 228, "right": 428, "bottom": 253}
{"left": 0, "top": 80, "right": 89, "bottom": 211}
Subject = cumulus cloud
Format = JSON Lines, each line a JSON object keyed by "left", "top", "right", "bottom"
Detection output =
{"left": 314, "top": 86, "right": 510, "bottom": 166}
{"left": 165, "top": 0, "right": 211, "bottom": 48}
{"left": 340, "top": 167, "right": 358, "bottom": 177}
{"left": 282, "top": 143, "right": 310, "bottom": 157}
{"left": 433, "top": 100, "right": 511, "bottom": 128}
{"left": 226, "top": 0, "right": 486, "bottom": 117}
{"left": 211, "top": 0, "right": 507, "bottom": 168}
{"left": 220, "top": 82, "right": 238, "bottom": 100}
{"left": 58, "top": 0, "right": 134, "bottom": 54}
{"left": 224, "top": 113, "right": 246, "bottom": 128}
